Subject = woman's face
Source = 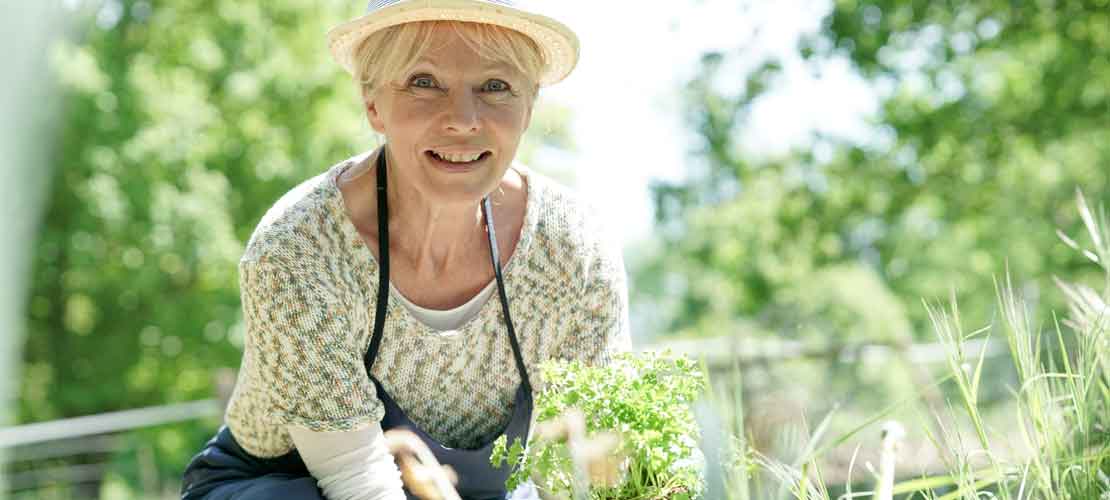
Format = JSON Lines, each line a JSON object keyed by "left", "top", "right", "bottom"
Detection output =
{"left": 365, "top": 25, "right": 536, "bottom": 206}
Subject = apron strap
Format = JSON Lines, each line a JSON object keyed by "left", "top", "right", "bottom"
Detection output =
{"left": 482, "top": 196, "right": 532, "bottom": 393}
{"left": 365, "top": 149, "right": 390, "bottom": 374}
{"left": 363, "top": 148, "right": 531, "bottom": 393}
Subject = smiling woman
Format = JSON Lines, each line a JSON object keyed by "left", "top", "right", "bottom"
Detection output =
{"left": 179, "top": 2, "right": 631, "bottom": 500}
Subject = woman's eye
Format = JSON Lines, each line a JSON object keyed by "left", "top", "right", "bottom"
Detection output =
{"left": 410, "top": 76, "right": 437, "bottom": 89}
{"left": 482, "top": 79, "right": 511, "bottom": 92}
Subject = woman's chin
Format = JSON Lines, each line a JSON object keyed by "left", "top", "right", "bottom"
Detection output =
{"left": 420, "top": 174, "right": 503, "bottom": 206}
{"left": 413, "top": 155, "right": 507, "bottom": 201}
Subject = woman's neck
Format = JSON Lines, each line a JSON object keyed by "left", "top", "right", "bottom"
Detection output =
{"left": 385, "top": 171, "right": 488, "bottom": 279}
{"left": 338, "top": 147, "right": 520, "bottom": 281}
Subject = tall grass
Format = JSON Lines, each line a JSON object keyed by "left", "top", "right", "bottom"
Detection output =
{"left": 715, "top": 190, "right": 1110, "bottom": 499}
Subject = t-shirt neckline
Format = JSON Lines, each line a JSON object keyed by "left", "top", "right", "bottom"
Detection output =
{"left": 325, "top": 151, "right": 539, "bottom": 340}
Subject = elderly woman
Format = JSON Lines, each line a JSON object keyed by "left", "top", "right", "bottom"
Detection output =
{"left": 180, "top": 1, "right": 630, "bottom": 499}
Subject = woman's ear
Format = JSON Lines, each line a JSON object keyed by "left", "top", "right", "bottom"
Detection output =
{"left": 362, "top": 85, "right": 387, "bottom": 134}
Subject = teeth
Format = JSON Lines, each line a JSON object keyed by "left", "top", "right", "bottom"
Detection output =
{"left": 432, "top": 150, "right": 484, "bottom": 163}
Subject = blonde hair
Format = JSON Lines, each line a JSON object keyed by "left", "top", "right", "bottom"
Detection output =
{"left": 354, "top": 21, "right": 545, "bottom": 100}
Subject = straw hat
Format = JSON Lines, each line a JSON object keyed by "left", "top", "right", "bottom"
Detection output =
{"left": 327, "top": 0, "right": 580, "bottom": 86}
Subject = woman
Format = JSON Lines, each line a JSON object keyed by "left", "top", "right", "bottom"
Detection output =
{"left": 181, "top": 1, "right": 630, "bottom": 499}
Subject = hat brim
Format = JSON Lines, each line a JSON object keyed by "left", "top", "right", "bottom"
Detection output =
{"left": 327, "top": 0, "right": 580, "bottom": 86}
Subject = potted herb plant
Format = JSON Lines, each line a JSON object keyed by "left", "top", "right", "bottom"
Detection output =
{"left": 493, "top": 351, "right": 706, "bottom": 500}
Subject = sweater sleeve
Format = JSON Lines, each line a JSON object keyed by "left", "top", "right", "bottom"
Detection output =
{"left": 239, "top": 258, "right": 384, "bottom": 432}
{"left": 553, "top": 233, "right": 633, "bottom": 366}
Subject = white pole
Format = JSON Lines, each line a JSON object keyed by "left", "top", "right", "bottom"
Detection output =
{"left": 875, "top": 420, "right": 905, "bottom": 500}
{"left": 0, "top": 1, "right": 65, "bottom": 492}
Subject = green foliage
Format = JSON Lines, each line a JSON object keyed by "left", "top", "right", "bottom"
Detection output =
{"left": 29, "top": 0, "right": 362, "bottom": 423}
{"left": 24, "top": 4, "right": 368, "bottom": 491}
{"left": 492, "top": 352, "right": 706, "bottom": 499}
{"left": 638, "top": 1, "right": 1110, "bottom": 344}
{"left": 713, "top": 192, "right": 1110, "bottom": 499}
{"left": 632, "top": 2, "right": 1110, "bottom": 496}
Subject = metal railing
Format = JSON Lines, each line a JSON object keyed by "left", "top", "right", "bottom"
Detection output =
{"left": 0, "top": 400, "right": 222, "bottom": 449}
{"left": 649, "top": 334, "right": 1004, "bottom": 370}
{"left": 1, "top": 400, "right": 223, "bottom": 499}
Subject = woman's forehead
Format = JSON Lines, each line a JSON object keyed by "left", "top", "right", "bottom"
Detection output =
{"left": 409, "top": 33, "right": 524, "bottom": 77}
{"left": 411, "top": 54, "right": 516, "bottom": 74}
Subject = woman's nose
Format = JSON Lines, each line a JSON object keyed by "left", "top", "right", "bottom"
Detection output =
{"left": 442, "top": 91, "right": 481, "bottom": 134}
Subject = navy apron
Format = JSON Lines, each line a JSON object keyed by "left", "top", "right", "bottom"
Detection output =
{"left": 182, "top": 150, "right": 536, "bottom": 500}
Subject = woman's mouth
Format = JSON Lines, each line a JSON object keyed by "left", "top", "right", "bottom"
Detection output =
{"left": 425, "top": 150, "right": 492, "bottom": 171}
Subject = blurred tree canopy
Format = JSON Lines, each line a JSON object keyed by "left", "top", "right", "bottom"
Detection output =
{"left": 637, "top": 1, "right": 1110, "bottom": 346}
{"left": 20, "top": 0, "right": 573, "bottom": 490}
{"left": 28, "top": 0, "right": 364, "bottom": 425}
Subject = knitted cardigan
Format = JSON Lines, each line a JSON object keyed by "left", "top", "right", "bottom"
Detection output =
{"left": 224, "top": 153, "right": 631, "bottom": 458}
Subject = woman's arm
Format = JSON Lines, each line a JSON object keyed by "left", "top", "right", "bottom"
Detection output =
{"left": 238, "top": 257, "right": 384, "bottom": 432}
{"left": 235, "top": 256, "right": 398, "bottom": 497}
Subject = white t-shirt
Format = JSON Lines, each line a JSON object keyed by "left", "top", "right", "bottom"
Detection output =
{"left": 391, "top": 281, "right": 496, "bottom": 332}
{"left": 289, "top": 424, "right": 404, "bottom": 500}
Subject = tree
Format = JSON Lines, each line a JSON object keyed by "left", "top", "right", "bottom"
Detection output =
{"left": 637, "top": 1, "right": 1110, "bottom": 344}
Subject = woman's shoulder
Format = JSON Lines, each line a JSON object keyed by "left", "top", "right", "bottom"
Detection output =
{"left": 517, "top": 164, "right": 623, "bottom": 275}
{"left": 240, "top": 156, "right": 362, "bottom": 270}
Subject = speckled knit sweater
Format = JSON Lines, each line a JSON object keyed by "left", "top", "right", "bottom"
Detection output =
{"left": 224, "top": 152, "right": 632, "bottom": 458}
